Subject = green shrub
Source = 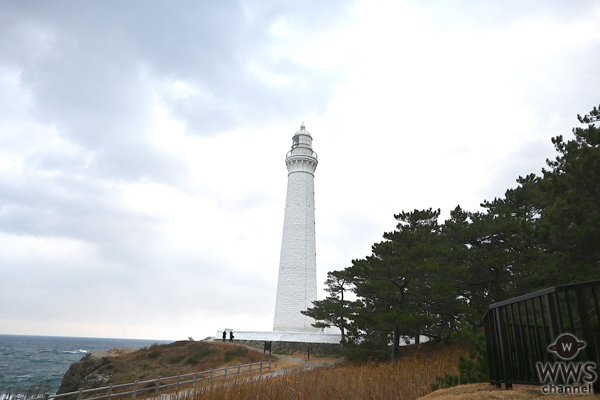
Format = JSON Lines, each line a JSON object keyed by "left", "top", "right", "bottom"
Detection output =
{"left": 169, "top": 355, "right": 185, "bottom": 364}
{"left": 343, "top": 333, "right": 391, "bottom": 362}
{"left": 224, "top": 347, "right": 248, "bottom": 362}
{"left": 148, "top": 350, "right": 162, "bottom": 359}
{"left": 456, "top": 327, "right": 489, "bottom": 384}
{"left": 431, "top": 327, "right": 489, "bottom": 391}
{"left": 185, "top": 346, "right": 214, "bottom": 366}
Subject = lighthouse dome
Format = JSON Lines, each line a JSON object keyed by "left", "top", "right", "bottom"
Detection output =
{"left": 292, "top": 122, "right": 313, "bottom": 148}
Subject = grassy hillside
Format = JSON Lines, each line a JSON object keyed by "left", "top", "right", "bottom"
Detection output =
{"left": 181, "top": 342, "right": 467, "bottom": 400}
{"left": 96, "top": 340, "right": 277, "bottom": 385}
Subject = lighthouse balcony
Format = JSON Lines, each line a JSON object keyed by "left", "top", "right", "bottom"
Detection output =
{"left": 286, "top": 148, "right": 318, "bottom": 159}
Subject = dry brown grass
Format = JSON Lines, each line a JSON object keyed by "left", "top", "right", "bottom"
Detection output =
{"left": 95, "top": 341, "right": 277, "bottom": 386}
{"left": 178, "top": 344, "right": 465, "bottom": 400}
{"left": 418, "top": 382, "right": 596, "bottom": 400}
{"left": 271, "top": 358, "right": 306, "bottom": 371}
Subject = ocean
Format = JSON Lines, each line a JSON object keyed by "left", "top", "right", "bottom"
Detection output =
{"left": 0, "top": 335, "right": 172, "bottom": 393}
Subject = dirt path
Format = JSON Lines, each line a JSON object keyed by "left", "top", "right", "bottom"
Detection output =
{"left": 238, "top": 343, "right": 341, "bottom": 372}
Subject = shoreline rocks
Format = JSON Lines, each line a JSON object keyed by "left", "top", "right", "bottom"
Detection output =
{"left": 56, "top": 347, "right": 136, "bottom": 395}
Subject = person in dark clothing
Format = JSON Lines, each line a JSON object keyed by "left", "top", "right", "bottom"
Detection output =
{"left": 229, "top": 331, "right": 234, "bottom": 342}
{"left": 222, "top": 330, "right": 226, "bottom": 342}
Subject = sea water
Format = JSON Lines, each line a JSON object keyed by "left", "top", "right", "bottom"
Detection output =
{"left": 0, "top": 335, "right": 172, "bottom": 393}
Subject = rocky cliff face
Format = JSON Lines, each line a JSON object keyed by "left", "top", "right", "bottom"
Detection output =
{"left": 57, "top": 347, "right": 136, "bottom": 395}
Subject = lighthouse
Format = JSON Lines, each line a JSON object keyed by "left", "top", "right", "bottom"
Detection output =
{"left": 273, "top": 123, "right": 319, "bottom": 333}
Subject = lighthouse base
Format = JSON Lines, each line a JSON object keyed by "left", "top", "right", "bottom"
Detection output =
{"left": 213, "top": 330, "right": 342, "bottom": 356}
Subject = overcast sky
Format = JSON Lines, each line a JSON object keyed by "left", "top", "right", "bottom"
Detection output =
{"left": 1, "top": 0, "right": 599, "bottom": 341}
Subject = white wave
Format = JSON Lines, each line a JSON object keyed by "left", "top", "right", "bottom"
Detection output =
{"left": 63, "top": 349, "right": 87, "bottom": 354}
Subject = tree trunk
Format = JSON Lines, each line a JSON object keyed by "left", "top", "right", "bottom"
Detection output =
{"left": 415, "top": 334, "right": 420, "bottom": 345}
{"left": 392, "top": 326, "right": 401, "bottom": 360}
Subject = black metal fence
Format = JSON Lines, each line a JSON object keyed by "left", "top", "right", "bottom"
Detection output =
{"left": 483, "top": 279, "right": 600, "bottom": 392}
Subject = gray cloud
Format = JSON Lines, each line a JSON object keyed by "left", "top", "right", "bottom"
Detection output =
{"left": 0, "top": 0, "right": 351, "bottom": 285}
{"left": 1, "top": 0, "right": 349, "bottom": 142}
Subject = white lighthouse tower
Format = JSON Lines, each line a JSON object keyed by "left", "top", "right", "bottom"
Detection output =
{"left": 273, "top": 123, "right": 319, "bottom": 333}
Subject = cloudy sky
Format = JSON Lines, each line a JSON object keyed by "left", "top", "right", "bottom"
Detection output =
{"left": 1, "top": 0, "right": 599, "bottom": 341}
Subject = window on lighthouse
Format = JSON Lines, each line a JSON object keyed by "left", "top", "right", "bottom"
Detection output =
{"left": 300, "top": 136, "right": 311, "bottom": 147}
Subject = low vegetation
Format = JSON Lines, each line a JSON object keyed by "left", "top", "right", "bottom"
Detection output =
{"left": 94, "top": 341, "right": 276, "bottom": 386}
{"left": 180, "top": 343, "right": 466, "bottom": 400}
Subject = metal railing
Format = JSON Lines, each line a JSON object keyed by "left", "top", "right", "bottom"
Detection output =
{"left": 286, "top": 149, "right": 318, "bottom": 159}
{"left": 483, "top": 279, "right": 599, "bottom": 391}
{"left": 34, "top": 361, "right": 272, "bottom": 400}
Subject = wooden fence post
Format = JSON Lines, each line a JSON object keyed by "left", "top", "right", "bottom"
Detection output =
{"left": 155, "top": 377, "right": 161, "bottom": 395}
{"left": 269, "top": 360, "right": 272, "bottom": 373}
{"left": 224, "top": 366, "right": 228, "bottom": 381}
{"left": 107, "top": 383, "right": 113, "bottom": 400}
{"left": 77, "top": 388, "right": 83, "bottom": 400}
{"left": 194, "top": 371, "right": 198, "bottom": 387}
{"left": 132, "top": 380, "right": 138, "bottom": 399}
{"left": 176, "top": 373, "right": 180, "bottom": 391}
{"left": 249, "top": 363, "right": 252, "bottom": 377}
{"left": 210, "top": 368, "right": 213, "bottom": 384}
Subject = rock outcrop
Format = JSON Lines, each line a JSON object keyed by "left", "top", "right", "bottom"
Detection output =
{"left": 57, "top": 347, "right": 136, "bottom": 395}
{"left": 56, "top": 341, "right": 279, "bottom": 398}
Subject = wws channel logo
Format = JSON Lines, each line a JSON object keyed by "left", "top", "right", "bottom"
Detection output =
{"left": 536, "top": 333, "right": 597, "bottom": 394}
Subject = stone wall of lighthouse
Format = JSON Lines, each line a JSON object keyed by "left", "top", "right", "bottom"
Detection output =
{"left": 273, "top": 124, "right": 319, "bottom": 333}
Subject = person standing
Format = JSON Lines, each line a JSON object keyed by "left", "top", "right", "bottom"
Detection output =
{"left": 222, "top": 330, "right": 226, "bottom": 343}
{"left": 229, "top": 330, "right": 234, "bottom": 343}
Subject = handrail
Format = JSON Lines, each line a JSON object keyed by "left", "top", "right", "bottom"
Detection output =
{"left": 34, "top": 360, "right": 272, "bottom": 400}
{"left": 483, "top": 279, "right": 600, "bottom": 392}
{"left": 286, "top": 149, "right": 318, "bottom": 159}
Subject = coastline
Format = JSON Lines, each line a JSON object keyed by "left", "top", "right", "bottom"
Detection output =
{"left": 0, "top": 334, "right": 172, "bottom": 392}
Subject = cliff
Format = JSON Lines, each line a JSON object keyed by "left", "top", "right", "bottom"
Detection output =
{"left": 57, "top": 341, "right": 277, "bottom": 395}
{"left": 57, "top": 347, "right": 136, "bottom": 394}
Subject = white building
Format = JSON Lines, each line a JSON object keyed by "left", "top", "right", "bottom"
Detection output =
{"left": 273, "top": 124, "right": 319, "bottom": 333}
